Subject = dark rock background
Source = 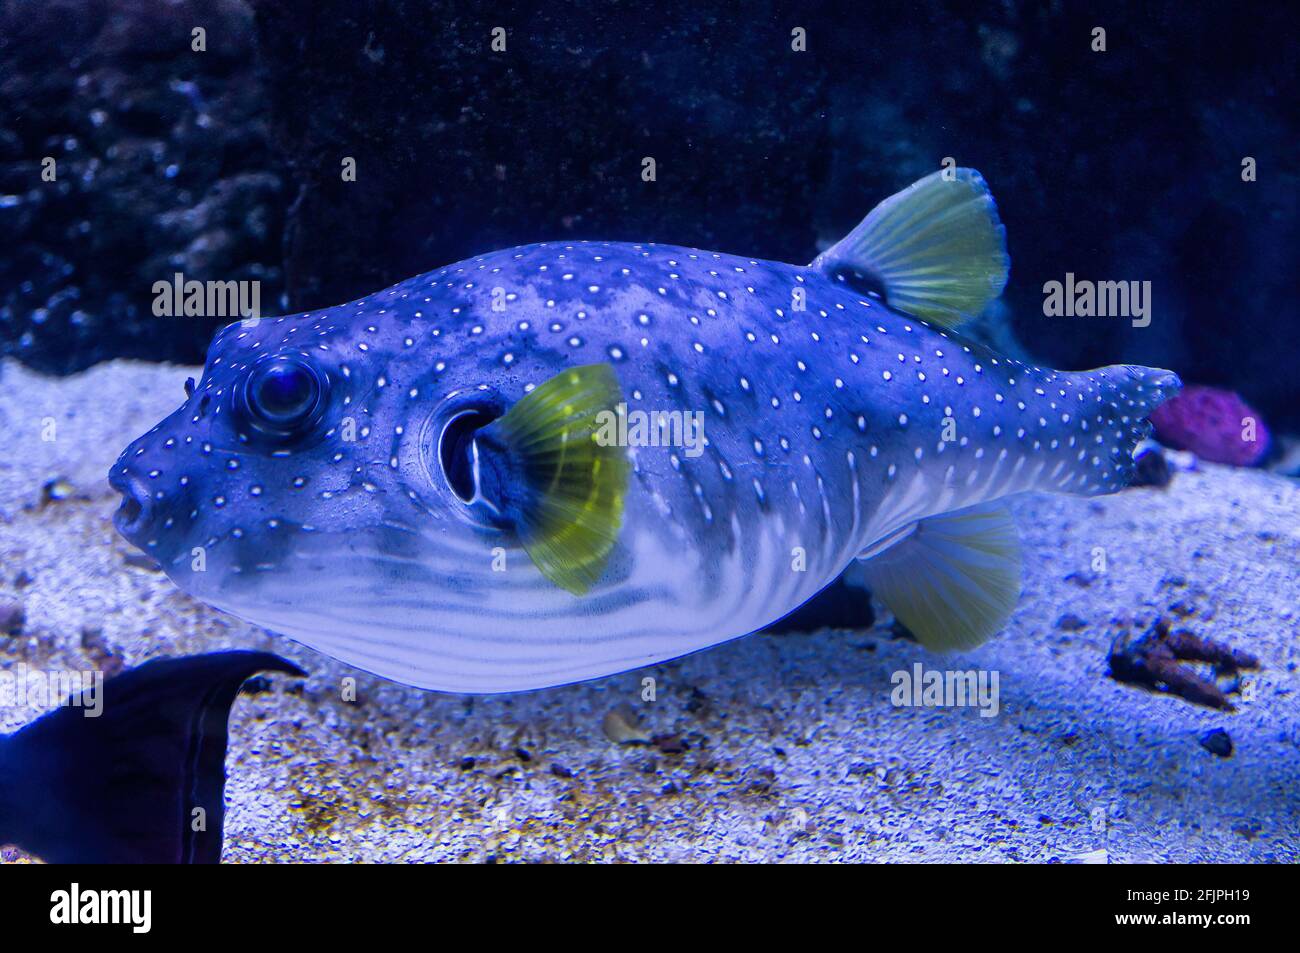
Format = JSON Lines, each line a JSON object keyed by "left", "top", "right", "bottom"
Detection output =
{"left": 0, "top": 0, "right": 283, "bottom": 370}
{"left": 2, "top": 1, "right": 1296, "bottom": 427}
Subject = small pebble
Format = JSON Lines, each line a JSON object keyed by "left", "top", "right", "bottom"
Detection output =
{"left": 1131, "top": 448, "right": 1171, "bottom": 487}
{"left": 1055, "top": 613, "right": 1087, "bottom": 632}
{"left": 1199, "top": 728, "right": 1233, "bottom": 758}
{"left": 602, "top": 705, "right": 650, "bottom": 745}
{"left": 40, "top": 477, "right": 77, "bottom": 505}
{"left": 651, "top": 733, "right": 687, "bottom": 755}
{"left": 0, "top": 599, "right": 25, "bottom": 636}
{"left": 80, "top": 626, "right": 125, "bottom": 677}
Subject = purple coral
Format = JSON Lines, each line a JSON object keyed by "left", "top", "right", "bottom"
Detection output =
{"left": 1150, "top": 385, "right": 1270, "bottom": 466}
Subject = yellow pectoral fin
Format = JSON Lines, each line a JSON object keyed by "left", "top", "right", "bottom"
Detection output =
{"left": 486, "top": 364, "right": 629, "bottom": 596}
{"left": 858, "top": 503, "right": 1022, "bottom": 651}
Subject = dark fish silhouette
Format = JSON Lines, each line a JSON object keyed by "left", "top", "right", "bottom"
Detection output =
{"left": 0, "top": 651, "right": 304, "bottom": 863}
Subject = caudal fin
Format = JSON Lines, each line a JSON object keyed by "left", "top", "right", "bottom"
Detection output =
{"left": 0, "top": 651, "right": 304, "bottom": 864}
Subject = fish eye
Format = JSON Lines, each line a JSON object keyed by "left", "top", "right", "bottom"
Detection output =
{"left": 240, "top": 358, "right": 327, "bottom": 436}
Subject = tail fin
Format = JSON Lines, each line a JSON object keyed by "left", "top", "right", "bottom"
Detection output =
{"left": 0, "top": 651, "right": 304, "bottom": 864}
{"left": 1070, "top": 364, "right": 1182, "bottom": 491}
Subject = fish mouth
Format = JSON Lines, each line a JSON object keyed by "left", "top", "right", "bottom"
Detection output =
{"left": 109, "top": 469, "right": 153, "bottom": 543}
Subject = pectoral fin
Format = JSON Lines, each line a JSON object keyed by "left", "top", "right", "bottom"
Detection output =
{"left": 474, "top": 364, "right": 629, "bottom": 595}
{"left": 857, "top": 503, "right": 1021, "bottom": 651}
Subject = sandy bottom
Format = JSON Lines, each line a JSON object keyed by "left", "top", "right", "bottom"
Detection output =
{"left": 1, "top": 358, "right": 1296, "bottom": 862}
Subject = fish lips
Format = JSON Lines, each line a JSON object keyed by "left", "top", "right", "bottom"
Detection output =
{"left": 109, "top": 467, "right": 155, "bottom": 546}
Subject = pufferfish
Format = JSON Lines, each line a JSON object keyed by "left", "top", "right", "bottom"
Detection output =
{"left": 112, "top": 169, "right": 1180, "bottom": 693}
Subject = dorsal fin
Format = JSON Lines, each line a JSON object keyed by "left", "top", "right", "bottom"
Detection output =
{"left": 812, "top": 168, "right": 1010, "bottom": 328}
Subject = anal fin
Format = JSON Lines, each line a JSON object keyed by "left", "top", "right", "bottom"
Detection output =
{"left": 858, "top": 503, "right": 1022, "bottom": 651}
